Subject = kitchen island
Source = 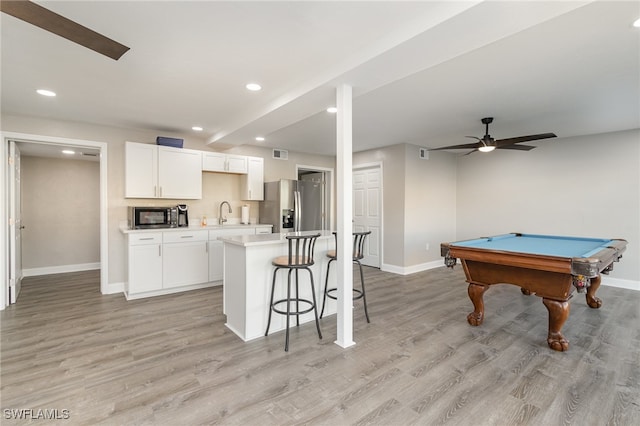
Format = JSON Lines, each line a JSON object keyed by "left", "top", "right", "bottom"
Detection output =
{"left": 221, "top": 230, "right": 337, "bottom": 341}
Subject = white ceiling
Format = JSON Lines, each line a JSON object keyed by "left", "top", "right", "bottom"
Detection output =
{"left": 2, "top": 1, "right": 639, "bottom": 156}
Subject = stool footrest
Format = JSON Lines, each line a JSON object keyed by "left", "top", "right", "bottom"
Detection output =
{"left": 271, "top": 298, "right": 316, "bottom": 316}
{"left": 325, "top": 287, "right": 364, "bottom": 301}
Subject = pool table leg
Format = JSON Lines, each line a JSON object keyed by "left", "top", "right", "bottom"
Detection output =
{"left": 542, "top": 298, "right": 570, "bottom": 351}
{"left": 586, "top": 274, "right": 603, "bottom": 309}
{"left": 467, "top": 283, "right": 488, "bottom": 326}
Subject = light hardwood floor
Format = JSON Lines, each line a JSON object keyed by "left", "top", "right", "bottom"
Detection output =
{"left": 1, "top": 267, "right": 639, "bottom": 425}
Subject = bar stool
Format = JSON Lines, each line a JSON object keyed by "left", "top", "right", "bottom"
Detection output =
{"left": 320, "top": 231, "right": 371, "bottom": 323}
{"left": 265, "top": 233, "right": 322, "bottom": 351}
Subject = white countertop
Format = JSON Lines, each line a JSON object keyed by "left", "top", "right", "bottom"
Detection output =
{"left": 120, "top": 223, "right": 273, "bottom": 234}
{"left": 220, "top": 230, "right": 334, "bottom": 247}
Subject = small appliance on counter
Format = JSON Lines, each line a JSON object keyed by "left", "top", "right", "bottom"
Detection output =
{"left": 128, "top": 206, "right": 177, "bottom": 229}
{"left": 177, "top": 204, "right": 189, "bottom": 227}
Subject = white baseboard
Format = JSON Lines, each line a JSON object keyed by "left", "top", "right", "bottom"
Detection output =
{"left": 22, "top": 262, "right": 101, "bottom": 277}
{"left": 105, "top": 281, "right": 124, "bottom": 295}
{"left": 602, "top": 276, "right": 639, "bottom": 291}
{"left": 381, "top": 260, "right": 443, "bottom": 276}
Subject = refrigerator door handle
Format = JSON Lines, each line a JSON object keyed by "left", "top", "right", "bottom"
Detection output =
{"left": 294, "top": 190, "right": 301, "bottom": 232}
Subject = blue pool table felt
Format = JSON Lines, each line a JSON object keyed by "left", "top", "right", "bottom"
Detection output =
{"left": 451, "top": 234, "right": 614, "bottom": 258}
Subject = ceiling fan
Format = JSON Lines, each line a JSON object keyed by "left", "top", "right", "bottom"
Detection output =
{"left": 431, "top": 117, "right": 557, "bottom": 154}
{"left": 0, "top": 0, "right": 129, "bottom": 60}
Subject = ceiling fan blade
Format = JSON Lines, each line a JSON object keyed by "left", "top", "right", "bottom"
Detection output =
{"left": 429, "top": 142, "right": 481, "bottom": 151}
{"left": 495, "top": 133, "right": 557, "bottom": 146}
{"left": 0, "top": 0, "right": 130, "bottom": 60}
{"left": 497, "top": 144, "right": 537, "bottom": 151}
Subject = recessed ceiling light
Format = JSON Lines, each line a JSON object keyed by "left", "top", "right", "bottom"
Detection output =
{"left": 62, "top": 150, "right": 75, "bottom": 155}
{"left": 255, "top": 136, "right": 265, "bottom": 142}
{"left": 633, "top": 18, "right": 640, "bottom": 28}
{"left": 192, "top": 126, "right": 203, "bottom": 131}
{"left": 37, "top": 89, "right": 56, "bottom": 97}
{"left": 326, "top": 107, "right": 338, "bottom": 113}
{"left": 246, "top": 83, "right": 262, "bottom": 91}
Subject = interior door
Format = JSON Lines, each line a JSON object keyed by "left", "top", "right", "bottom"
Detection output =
{"left": 9, "top": 141, "right": 23, "bottom": 303}
{"left": 353, "top": 167, "right": 381, "bottom": 268}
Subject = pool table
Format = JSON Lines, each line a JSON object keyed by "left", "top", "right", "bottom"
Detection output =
{"left": 441, "top": 233, "right": 627, "bottom": 351}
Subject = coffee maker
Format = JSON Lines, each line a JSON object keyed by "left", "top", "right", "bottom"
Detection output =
{"left": 177, "top": 204, "right": 189, "bottom": 227}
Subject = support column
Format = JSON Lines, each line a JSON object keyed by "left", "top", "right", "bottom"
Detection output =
{"left": 335, "top": 84, "right": 354, "bottom": 348}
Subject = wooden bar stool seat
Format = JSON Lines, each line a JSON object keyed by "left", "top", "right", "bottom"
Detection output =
{"left": 320, "top": 231, "right": 371, "bottom": 323}
{"left": 265, "top": 233, "right": 322, "bottom": 351}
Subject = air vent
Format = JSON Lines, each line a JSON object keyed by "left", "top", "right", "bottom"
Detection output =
{"left": 273, "top": 149, "right": 288, "bottom": 160}
{"left": 419, "top": 147, "right": 429, "bottom": 160}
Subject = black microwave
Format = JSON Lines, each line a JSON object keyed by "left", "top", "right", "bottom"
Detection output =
{"left": 128, "top": 206, "right": 178, "bottom": 229}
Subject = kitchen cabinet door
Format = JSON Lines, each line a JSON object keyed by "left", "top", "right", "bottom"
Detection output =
{"left": 127, "top": 233, "right": 163, "bottom": 295}
{"left": 158, "top": 147, "right": 202, "bottom": 199}
{"left": 163, "top": 241, "right": 209, "bottom": 288}
{"left": 226, "top": 155, "right": 248, "bottom": 173}
{"left": 202, "top": 152, "right": 227, "bottom": 172}
{"left": 208, "top": 240, "right": 224, "bottom": 283}
{"left": 240, "top": 156, "right": 264, "bottom": 200}
{"left": 203, "top": 152, "right": 247, "bottom": 174}
{"left": 125, "top": 142, "right": 157, "bottom": 198}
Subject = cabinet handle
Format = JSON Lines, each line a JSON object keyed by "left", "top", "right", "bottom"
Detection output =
{"left": 159, "top": 186, "right": 163, "bottom": 197}
{"left": 181, "top": 235, "right": 194, "bottom": 239}
{"left": 205, "top": 242, "right": 208, "bottom": 253}
{"left": 158, "top": 245, "right": 162, "bottom": 256}
{"left": 154, "top": 185, "right": 157, "bottom": 197}
{"left": 139, "top": 237, "right": 154, "bottom": 241}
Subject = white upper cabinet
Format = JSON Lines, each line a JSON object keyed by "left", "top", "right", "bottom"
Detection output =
{"left": 202, "top": 152, "right": 248, "bottom": 174}
{"left": 125, "top": 142, "right": 158, "bottom": 198}
{"left": 240, "top": 156, "right": 264, "bottom": 201}
{"left": 125, "top": 141, "right": 202, "bottom": 199}
{"left": 157, "top": 146, "right": 202, "bottom": 199}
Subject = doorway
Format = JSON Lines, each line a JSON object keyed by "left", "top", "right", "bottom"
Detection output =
{"left": 1, "top": 132, "right": 108, "bottom": 309}
{"left": 296, "top": 165, "right": 333, "bottom": 231}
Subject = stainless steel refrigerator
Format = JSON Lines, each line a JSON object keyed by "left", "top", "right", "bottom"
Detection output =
{"left": 259, "top": 179, "right": 324, "bottom": 233}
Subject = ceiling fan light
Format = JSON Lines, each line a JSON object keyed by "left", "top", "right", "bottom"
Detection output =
{"left": 478, "top": 146, "right": 496, "bottom": 153}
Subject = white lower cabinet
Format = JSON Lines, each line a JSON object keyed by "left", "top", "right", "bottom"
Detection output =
{"left": 127, "top": 233, "right": 163, "bottom": 295}
{"left": 125, "top": 226, "right": 272, "bottom": 299}
{"left": 162, "top": 231, "right": 209, "bottom": 288}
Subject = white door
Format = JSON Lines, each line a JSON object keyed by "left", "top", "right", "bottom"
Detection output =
{"left": 353, "top": 166, "right": 381, "bottom": 268}
{"left": 9, "top": 141, "right": 23, "bottom": 303}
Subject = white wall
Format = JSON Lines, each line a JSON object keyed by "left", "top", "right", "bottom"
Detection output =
{"left": 354, "top": 143, "right": 457, "bottom": 271}
{"left": 456, "top": 129, "right": 639, "bottom": 283}
{"left": 404, "top": 146, "right": 457, "bottom": 268}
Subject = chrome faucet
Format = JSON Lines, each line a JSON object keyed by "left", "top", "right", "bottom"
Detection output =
{"left": 219, "top": 201, "right": 232, "bottom": 225}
